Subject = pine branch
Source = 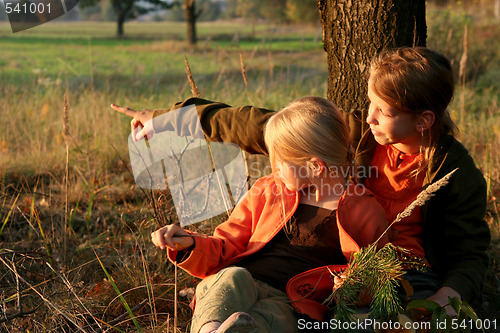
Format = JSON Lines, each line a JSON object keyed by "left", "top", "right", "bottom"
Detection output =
{"left": 327, "top": 168, "right": 458, "bottom": 322}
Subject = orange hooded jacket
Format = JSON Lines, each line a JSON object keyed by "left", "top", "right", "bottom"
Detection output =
{"left": 167, "top": 174, "right": 389, "bottom": 279}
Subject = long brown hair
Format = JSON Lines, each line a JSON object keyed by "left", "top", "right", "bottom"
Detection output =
{"left": 369, "top": 47, "right": 458, "bottom": 174}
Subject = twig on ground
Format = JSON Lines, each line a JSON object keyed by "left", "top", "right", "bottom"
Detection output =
{"left": 0, "top": 304, "right": 41, "bottom": 324}
{"left": 0, "top": 256, "right": 86, "bottom": 331}
{"left": 46, "top": 262, "right": 102, "bottom": 332}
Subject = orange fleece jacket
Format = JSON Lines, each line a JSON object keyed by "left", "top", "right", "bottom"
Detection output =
{"left": 167, "top": 174, "right": 389, "bottom": 279}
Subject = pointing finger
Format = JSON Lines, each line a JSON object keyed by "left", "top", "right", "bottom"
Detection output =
{"left": 111, "top": 104, "right": 137, "bottom": 117}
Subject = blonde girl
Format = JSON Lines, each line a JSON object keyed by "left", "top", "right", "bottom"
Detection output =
{"left": 150, "top": 97, "right": 388, "bottom": 333}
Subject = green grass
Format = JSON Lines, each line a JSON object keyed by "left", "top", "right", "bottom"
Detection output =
{"left": 0, "top": 20, "right": 327, "bottom": 179}
{"left": 0, "top": 7, "right": 499, "bottom": 331}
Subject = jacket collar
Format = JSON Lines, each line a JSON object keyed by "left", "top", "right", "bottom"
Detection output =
{"left": 355, "top": 130, "right": 459, "bottom": 187}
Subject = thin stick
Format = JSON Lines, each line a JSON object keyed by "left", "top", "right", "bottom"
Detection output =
{"left": 184, "top": 55, "right": 234, "bottom": 215}
{"left": 173, "top": 233, "right": 207, "bottom": 238}
{"left": 174, "top": 261, "right": 178, "bottom": 330}
{"left": 0, "top": 256, "right": 86, "bottom": 332}
{"left": 46, "top": 262, "right": 101, "bottom": 331}
{"left": 13, "top": 253, "right": 22, "bottom": 315}
{"left": 239, "top": 53, "right": 252, "bottom": 191}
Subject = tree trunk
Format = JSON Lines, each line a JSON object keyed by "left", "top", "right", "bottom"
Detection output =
{"left": 185, "top": 0, "right": 197, "bottom": 46}
{"left": 318, "top": 0, "right": 426, "bottom": 127}
{"left": 113, "top": 0, "right": 134, "bottom": 38}
{"left": 117, "top": 13, "right": 125, "bottom": 37}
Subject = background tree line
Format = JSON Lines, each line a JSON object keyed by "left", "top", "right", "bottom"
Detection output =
{"left": 75, "top": 0, "right": 319, "bottom": 25}
{"left": 1, "top": 0, "right": 498, "bottom": 39}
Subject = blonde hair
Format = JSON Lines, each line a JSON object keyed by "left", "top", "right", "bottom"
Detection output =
{"left": 264, "top": 96, "right": 352, "bottom": 179}
{"left": 369, "top": 47, "right": 458, "bottom": 175}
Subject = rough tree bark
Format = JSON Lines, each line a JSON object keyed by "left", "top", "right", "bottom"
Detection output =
{"left": 318, "top": 0, "right": 426, "bottom": 132}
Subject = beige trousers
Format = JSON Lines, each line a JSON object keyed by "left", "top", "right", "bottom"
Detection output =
{"left": 190, "top": 266, "right": 300, "bottom": 333}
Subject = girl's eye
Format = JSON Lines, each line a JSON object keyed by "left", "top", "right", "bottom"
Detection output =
{"left": 379, "top": 109, "right": 394, "bottom": 117}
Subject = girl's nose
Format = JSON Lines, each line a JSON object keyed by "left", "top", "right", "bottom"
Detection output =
{"left": 366, "top": 108, "right": 377, "bottom": 125}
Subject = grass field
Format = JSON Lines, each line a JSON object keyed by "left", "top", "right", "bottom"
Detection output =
{"left": 1, "top": 3, "right": 500, "bottom": 332}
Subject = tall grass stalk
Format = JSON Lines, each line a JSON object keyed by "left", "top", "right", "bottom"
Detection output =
{"left": 30, "top": 185, "right": 53, "bottom": 267}
{"left": 184, "top": 55, "right": 200, "bottom": 98}
{"left": 86, "top": 173, "right": 96, "bottom": 228}
{"left": 458, "top": 24, "right": 468, "bottom": 87}
{"left": 239, "top": 53, "right": 254, "bottom": 190}
{"left": 88, "top": 35, "right": 94, "bottom": 88}
{"left": 240, "top": 53, "right": 248, "bottom": 90}
{"left": 139, "top": 235, "right": 159, "bottom": 329}
{"left": 458, "top": 24, "right": 468, "bottom": 126}
{"left": 93, "top": 248, "right": 144, "bottom": 332}
{"left": 183, "top": 55, "right": 235, "bottom": 213}
{"left": 0, "top": 192, "right": 20, "bottom": 237}
{"left": 63, "top": 91, "right": 70, "bottom": 261}
{"left": 375, "top": 168, "right": 458, "bottom": 246}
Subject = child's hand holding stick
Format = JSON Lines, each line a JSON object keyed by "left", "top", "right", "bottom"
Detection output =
{"left": 151, "top": 224, "right": 198, "bottom": 251}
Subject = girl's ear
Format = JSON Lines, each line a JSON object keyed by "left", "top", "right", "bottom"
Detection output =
{"left": 308, "top": 157, "right": 326, "bottom": 177}
{"left": 416, "top": 110, "right": 436, "bottom": 132}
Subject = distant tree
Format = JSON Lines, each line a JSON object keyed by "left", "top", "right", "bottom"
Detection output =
{"left": 235, "top": 0, "right": 260, "bottom": 22}
{"left": 102, "top": 0, "right": 118, "bottom": 21}
{"left": 256, "top": 0, "right": 288, "bottom": 23}
{"left": 198, "top": 0, "right": 222, "bottom": 21}
{"left": 166, "top": 0, "right": 221, "bottom": 43}
{"left": 223, "top": 0, "right": 238, "bottom": 19}
{"left": 79, "top": 3, "right": 105, "bottom": 21}
{"left": 235, "top": 0, "right": 288, "bottom": 23}
{"left": 184, "top": 0, "right": 223, "bottom": 44}
{"left": 80, "top": 0, "right": 174, "bottom": 37}
{"left": 166, "top": 3, "right": 184, "bottom": 21}
{"left": 286, "top": 0, "right": 319, "bottom": 24}
{"left": 184, "top": 0, "right": 201, "bottom": 45}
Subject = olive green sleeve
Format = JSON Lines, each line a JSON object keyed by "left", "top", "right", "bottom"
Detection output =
{"left": 152, "top": 97, "right": 275, "bottom": 155}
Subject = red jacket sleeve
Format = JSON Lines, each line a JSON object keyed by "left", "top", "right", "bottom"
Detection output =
{"left": 166, "top": 177, "right": 269, "bottom": 278}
